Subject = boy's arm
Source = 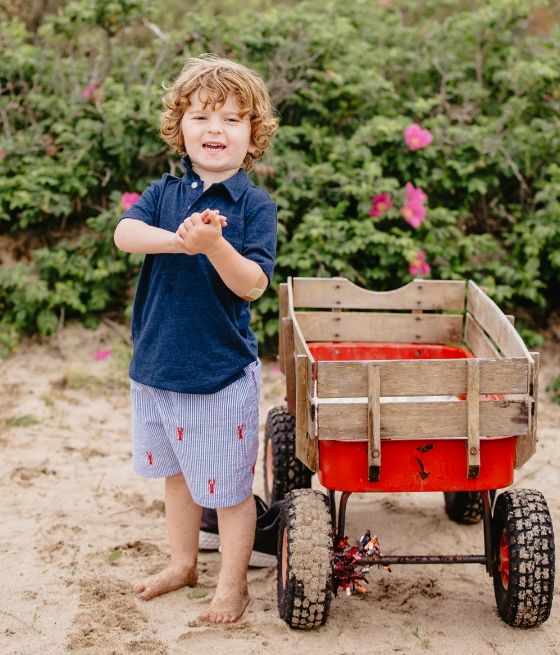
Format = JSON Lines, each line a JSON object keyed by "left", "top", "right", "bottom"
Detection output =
{"left": 114, "top": 218, "right": 182, "bottom": 254}
{"left": 177, "top": 212, "right": 268, "bottom": 300}
{"left": 206, "top": 238, "right": 268, "bottom": 301}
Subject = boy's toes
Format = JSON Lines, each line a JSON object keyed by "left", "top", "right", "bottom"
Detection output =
{"left": 196, "top": 593, "right": 249, "bottom": 624}
{"left": 131, "top": 564, "right": 197, "bottom": 601}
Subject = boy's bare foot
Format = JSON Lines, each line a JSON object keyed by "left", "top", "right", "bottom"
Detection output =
{"left": 197, "top": 590, "right": 250, "bottom": 624}
{"left": 133, "top": 563, "right": 197, "bottom": 600}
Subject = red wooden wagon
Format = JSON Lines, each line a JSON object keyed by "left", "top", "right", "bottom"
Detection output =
{"left": 264, "top": 277, "right": 555, "bottom": 630}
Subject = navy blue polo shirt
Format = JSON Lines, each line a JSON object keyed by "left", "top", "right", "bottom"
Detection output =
{"left": 121, "top": 157, "right": 277, "bottom": 393}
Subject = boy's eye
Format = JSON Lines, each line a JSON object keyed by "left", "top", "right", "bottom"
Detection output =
{"left": 226, "top": 117, "right": 240, "bottom": 123}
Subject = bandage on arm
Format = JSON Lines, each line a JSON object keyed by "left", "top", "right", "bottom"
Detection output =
{"left": 206, "top": 237, "right": 269, "bottom": 301}
{"left": 243, "top": 286, "right": 266, "bottom": 301}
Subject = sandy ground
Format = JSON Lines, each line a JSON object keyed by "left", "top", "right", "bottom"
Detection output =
{"left": 0, "top": 322, "right": 558, "bottom": 655}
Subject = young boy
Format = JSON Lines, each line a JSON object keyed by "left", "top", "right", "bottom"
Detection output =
{"left": 114, "top": 54, "right": 278, "bottom": 624}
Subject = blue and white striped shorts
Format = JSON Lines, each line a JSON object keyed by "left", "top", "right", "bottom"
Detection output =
{"left": 130, "top": 361, "right": 260, "bottom": 509}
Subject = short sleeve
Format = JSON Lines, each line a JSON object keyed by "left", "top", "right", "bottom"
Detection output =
{"left": 119, "top": 176, "right": 166, "bottom": 227}
{"left": 241, "top": 188, "right": 277, "bottom": 285}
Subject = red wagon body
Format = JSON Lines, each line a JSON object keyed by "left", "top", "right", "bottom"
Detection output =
{"left": 309, "top": 341, "right": 516, "bottom": 493}
{"left": 267, "top": 277, "right": 554, "bottom": 631}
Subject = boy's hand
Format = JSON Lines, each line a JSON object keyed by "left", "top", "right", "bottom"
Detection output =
{"left": 176, "top": 209, "right": 227, "bottom": 255}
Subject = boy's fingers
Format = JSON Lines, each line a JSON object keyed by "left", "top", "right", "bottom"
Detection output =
{"left": 202, "top": 209, "right": 220, "bottom": 224}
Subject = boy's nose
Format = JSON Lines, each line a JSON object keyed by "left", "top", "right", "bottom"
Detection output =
{"left": 207, "top": 118, "right": 223, "bottom": 133}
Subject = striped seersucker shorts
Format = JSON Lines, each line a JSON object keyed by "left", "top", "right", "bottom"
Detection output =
{"left": 130, "top": 360, "right": 260, "bottom": 509}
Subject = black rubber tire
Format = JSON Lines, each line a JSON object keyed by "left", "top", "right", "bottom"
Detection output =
{"left": 264, "top": 406, "right": 313, "bottom": 505}
{"left": 491, "top": 489, "right": 555, "bottom": 628}
{"left": 277, "top": 489, "right": 333, "bottom": 629}
{"left": 443, "top": 491, "right": 484, "bottom": 524}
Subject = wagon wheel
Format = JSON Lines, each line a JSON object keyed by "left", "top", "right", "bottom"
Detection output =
{"left": 263, "top": 406, "right": 313, "bottom": 505}
{"left": 277, "top": 489, "right": 333, "bottom": 629}
{"left": 443, "top": 491, "right": 496, "bottom": 524}
{"left": 491, "top": 489, "right": 555, "bottom": 628}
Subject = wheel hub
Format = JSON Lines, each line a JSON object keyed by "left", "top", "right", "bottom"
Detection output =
{"left": 499, "top": 528, "right": 509, "bottom": 590}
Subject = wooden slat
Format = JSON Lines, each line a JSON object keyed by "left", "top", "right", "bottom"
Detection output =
{"left": 466, "top": 360, "right": 481, "bottom": 478}
{"left": 286, "top": 277, "right": 314, "bottom": 416}
{"left": 278, "top": 283, "right": 289, "bottom": 374}
{"left": 305, "top": 355, "right": 319, "bottom": 472}
{"left": 466, "top": 281, "right": 532, "bottom": 359}
{"left": 295, "top": 355, "right": 318, "bottom": 471}
{"left": 296, "top": 311, "right": 463, "bottom": 344}
{"left": 464, "top": 314, "right": 501, "bottom": 359}
{"left": 292, "top": 277, "right": 466, "bottom": 311}
{"left": 367, "top": 364, "right": 381, "bottom": 481}
{"left": 515, "top": 351, "right": 539, "bottom": 468}
{"left": 317, "top": 399, "right": 529, "bottom": 440}
{"left": 283, "top": 317, "right": 296, "bottom": 415}
{"left": 316, "top": 358, "right": 528, "bottom": 397}
{"left": 288, "top": 280, "right": 314, "bottom": 361}
{"left": 295, "top": 354, "right": 308, "bottom": 453}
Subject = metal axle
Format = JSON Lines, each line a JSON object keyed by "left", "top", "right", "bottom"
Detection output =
{"left": 358, "top": 554, "right": 487, "bottom": 565}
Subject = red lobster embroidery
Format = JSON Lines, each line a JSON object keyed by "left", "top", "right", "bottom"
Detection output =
{"left": 208, "top": 479, "right": 216, "bottom": 495}
{"left": 146, "top": 451, "right": 154, "bottom": 466}
{"left": 237, "top": 424, "right": 244, "bottom": 440}
{"left": 176, "top": 426, "right": 184, "bottom": 441}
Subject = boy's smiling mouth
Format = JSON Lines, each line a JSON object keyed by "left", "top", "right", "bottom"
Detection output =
{"left": 203, "top": 142, "right": 226, "bottom": 151}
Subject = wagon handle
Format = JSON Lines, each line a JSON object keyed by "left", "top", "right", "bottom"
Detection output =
{"left": 467, "top": 359, "right": 481, "bottom": 479}
{"left": 367, "top": 364, "right": 381, "bottom": 482}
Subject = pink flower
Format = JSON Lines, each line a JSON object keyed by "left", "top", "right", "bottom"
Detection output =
{"left": 94, "top": 349, "right": 112, "bottom": 361}
{"left": 379, "top": 0, "right": 392, "bottom": 6}
{"left": 401, "top": 182, "right": 427, "bottom": 228}
{"left": 408, "top": 250, "right": 431, "bottom": 277}
{"left": 404, "top": 123, "right": 433, "bottom": 151}
{"left": 0, "top": 146, "right": 4, "bottom": 162}
{"left": 81, "top": 83, "right": 100, "bottom": 102}
{"left": 368, "top": 193, "right": 392, "bottom": 218}
{"left": 121, "top": 192, "right": 141, "bottom": 212}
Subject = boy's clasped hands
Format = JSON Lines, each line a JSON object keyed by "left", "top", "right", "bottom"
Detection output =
{"left": 176, "top": 208, "right": 227, "bottom": 256}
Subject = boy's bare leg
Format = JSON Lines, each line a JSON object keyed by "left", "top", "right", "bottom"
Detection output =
{"left": 133, "top": 473, "right": 201, "bottom": 600}
{"left": 197, "top": 494, "right": 255, "bottom": 623}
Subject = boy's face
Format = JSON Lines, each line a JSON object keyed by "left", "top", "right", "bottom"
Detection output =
{"left": 181, "top": 93, "right": 254, "bottom": 184}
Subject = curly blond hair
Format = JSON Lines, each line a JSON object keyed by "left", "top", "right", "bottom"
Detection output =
{"left": 160, "top": 54, "right": 278, "bottom": 171}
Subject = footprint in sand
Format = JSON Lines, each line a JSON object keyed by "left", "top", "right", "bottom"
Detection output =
{"left": 67, "top": 577, "right": 167, "bottom": 654}
{"left": 11, "top": 466, "right": 57, "bottom": 486}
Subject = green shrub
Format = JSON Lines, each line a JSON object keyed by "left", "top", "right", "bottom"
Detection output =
{"left": 1, "top": 0, "right": 559, "bottom": 353}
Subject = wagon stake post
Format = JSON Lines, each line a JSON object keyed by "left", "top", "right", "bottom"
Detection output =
{"left": 367, "top": 364, "right": 381, "bottom": 482}
{"left": 466, "top": 359, "right": 481, "bottom": 479}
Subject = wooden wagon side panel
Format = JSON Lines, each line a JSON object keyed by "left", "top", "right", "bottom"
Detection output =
{"left": 464, "top": 314, "right": 501, "bottom": 359}
{"left": 466, "top": 281, "right": 531, "bottom": 359}
{"left": 296, "top": 311, "right": 464, "bottom": 344}
{"left": 316, "top": 358, "right": 529, "bottom": 398}
{"left": 317, "top": 399, "right": 529, "bottom": 441}
{"left": 515, "top": 351, "right": 540, "bottom": 469}
{"left": 466, "top": 281, "right": 538, "bottom": 467}
{"left": 278, "top": 283, "right": 289, "bottom": 375}
{"left": 292, "top": 277, "right": 466, "bottom": 311}
{"left": 294, "top": 354, "right": 318, "bottom": 472}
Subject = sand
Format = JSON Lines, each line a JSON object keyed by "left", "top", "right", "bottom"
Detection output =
{"left": 1, "top": 322, "right": 558, "bottom": 655}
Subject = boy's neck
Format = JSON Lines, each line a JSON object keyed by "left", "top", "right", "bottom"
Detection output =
{"left": 191, "top": 164, "right": 241, "bottom": 190}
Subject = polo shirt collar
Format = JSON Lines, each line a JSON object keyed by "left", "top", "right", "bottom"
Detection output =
{"left": 181, "top": 156, "right": 250, "bottom": 202}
